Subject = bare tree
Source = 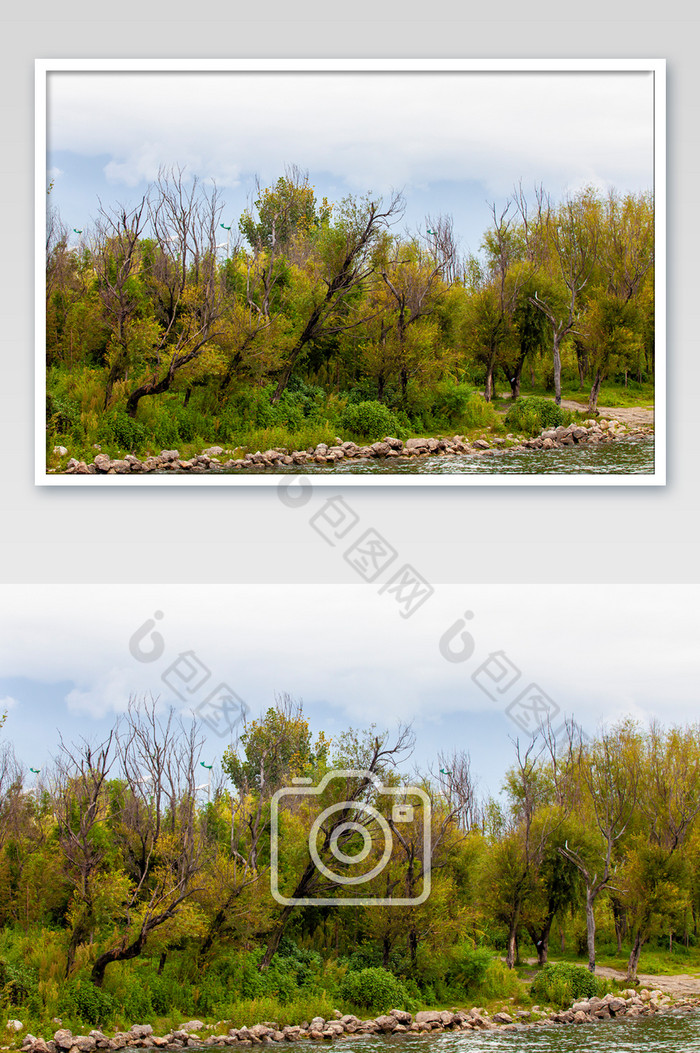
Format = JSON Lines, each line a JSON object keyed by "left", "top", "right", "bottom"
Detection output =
{"left": 53, "top": 729, "right": 118, "bottom": 975}
{"left": 123, "top": 168, "right": 226, "bottom": 417}
{"left": 93, "top": 198, "right": 149, "bottom": 408}
{"left": 380, "top": 236, "right": 444, "bottom": 400}
{"left": 88, "top": 698, "right": 208, "bottom": 986}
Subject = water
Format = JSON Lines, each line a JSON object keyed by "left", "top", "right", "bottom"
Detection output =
{"left": 256, "top": 1012, "right": 700, "bottom": 1052}
{"left": 226, "top": 437, "right": 655, "bottom": 476}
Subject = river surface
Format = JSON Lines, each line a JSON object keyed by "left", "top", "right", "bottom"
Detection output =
{"left": 227, "top": 1013, "right": 699, "bottom": 1052}
{"left": 227, "top": 437, "right": 655, "bottom": 476}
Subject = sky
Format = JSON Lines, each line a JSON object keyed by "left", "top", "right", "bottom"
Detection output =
{"left": 1, "top": 583, "right": 696, "bottom": 801}
{"left": 44, "top": 66, "right": 655, "bottom": 261}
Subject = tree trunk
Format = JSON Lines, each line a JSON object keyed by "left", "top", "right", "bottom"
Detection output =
{"left": 506, "top": 918, "right": 518, "bottom": 969}
{"left": 585, "top": 889, "right": 597, "bottom": 973}
{"left": 552, "top": 335, "right": 562, "bottom": 406}
{"left": 588, "top": 370, "right": 603, "bottom": 414}
{"left": 400, "top": 367, "right": 408, "bottom": 401}
{"left": 408, "top": 929, "right": 418, "bottom": 968}
{"left": 508, "top": 353, "right": 526, "bottom": 399}
{"left": 382, "top": 935, "right": 391, "bottom": 969}
{"left": 626, "top": 930, "right": 646, "bottom": 982}
{"left": 484, "top": 361, "right": 494, "bottom": 403}
{"left": 91, "top": 929, "right": 148, "bottom": 987}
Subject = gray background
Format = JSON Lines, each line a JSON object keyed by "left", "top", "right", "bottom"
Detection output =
{"left": 3, "top": 6, "right": 695, "bottom": 585}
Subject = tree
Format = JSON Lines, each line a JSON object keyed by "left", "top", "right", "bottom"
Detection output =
{"left": 483, "top": 736, "right": 563, "bottom": 969}
{"left": 123, "top": 168, "right": 226, "bottom": 417}
{"left": 269, "top": 192, "right": 405, "bottom": 403}
{"left": 558, "top": 721, "right": 640, "bottom": 972}
{"left": 379, "top": 235, "right": 446, "bottom": 401}
{"left": 582, "top": 191, "right": 654, "bottom": 411}
{"left": 520, "top": 187, "right": 600, "bottom": 405}
{"left": 259, "top": 723, "right": 414, "bottom": 968}
{"left": 239, "top": 165, "right": 331, "bottom": 254}
{"left": 463, "top": 200, "right": 525, "bottom": 402}
{"left": 623, "top": 723, "right": 700, "bottom": 980}
{"left": 87, "top": 698, "right": 208, "bottom": 986}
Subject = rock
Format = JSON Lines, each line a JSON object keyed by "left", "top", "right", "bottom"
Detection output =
{"left": 383, "top": 437, "right": 404, "bottom": 451}
{"left": 405, "top": 437, "right": 430, "bottom": 452}
{"left": 53, "top": 446, "right": 68, "bottom": 457}
{"left": 472, "top": 439, "right": 491, "bottom": 449}
{"left": 339, "top": 1017, "right": 359, "bottom": 1027}
{"left": 573, "top": 1011, "right": 590, "bottom": 1023}
{"left": 53, "top": 1033, "right": 73, "bottom": 1050}
{"left": 542, "top": 437, "right": 556, "bottom": 449}
{"left": 492, "top": 1013, "right": 513, "bottom": 1024}
{"left": 6, "top": 1022, "right": 23, "bottom": 1034}
{"left": 93, "top": 453, "right": 112, "bottom": 471}
{"left": 370, "top": 441, "right": 390, "bottom": 457}
{"left": 308, "top": 1019, "right": 325, "bottom": 1033}
{"left": 130, "top": 1027, "right": 155, "bottom": 1039}
{"left": 307, "top": 1031, "right": 324, "bottom": 1041}
{"left": 71, "top": 1039, "right": 96, "bottom": 1052}
{"left": 414, "top": 1011, "right": 442, "bottom": 1026}
{"left": 373, "top": 1016, "right": 397, "bottom": 1032}
{"left": 572, "top": 1001, "right": 591, "bottom": 1013}
{"left": 202, "top": 446, "right": 224, "bottom": 456}
{"left": 389, "top": 1011, "right": 412, "bottom": 1025}
{"left": 21, "top": 1036, "right": 36, "bottom": 1049}
{"left": 608, "top": 997, "right": 627, "bottom": 1015}
{"left": 159, "top": 450, "right": 180, "bottom": 462}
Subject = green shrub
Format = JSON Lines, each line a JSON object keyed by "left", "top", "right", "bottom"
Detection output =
{"left": 530, "top": 962, "right": 599, "bottom": 1007}
{"left": 339, "top": 401, "right": 402, "bottom": 440}
{"left": 0, "top": 958, "right": 37, "bottom": 1006}
{"left": 504, "top": 396, "right": 573, "bottom": 437}
{"left": 443, "top": 944, "right": 492, "bottom": 992}
{"left": 97, "top": 410, "right": 148, "bottom": 451}
{"left": 339, "top": 966, "right": 410, "bottom": 1013}
{"left": 58, "top": 979, "right": 116, "bottom": 1026}
{"left": 476, "top": 960, "right": 521, "bottom": 1000}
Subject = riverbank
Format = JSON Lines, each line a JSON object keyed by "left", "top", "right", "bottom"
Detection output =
{"left": 9, "top": 988, "right": 698, "bottom": 1053}
{"left": 57, "top": 417, "right": 650, "bottom": 476}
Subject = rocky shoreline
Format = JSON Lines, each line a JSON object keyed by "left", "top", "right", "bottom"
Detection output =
{"left": 58, "top": 418, "right": 650, "bottom": 475}
{"left": 8, "top": 988, "right": 698, "bottom": 1053}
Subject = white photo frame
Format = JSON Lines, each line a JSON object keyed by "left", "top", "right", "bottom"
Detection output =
{"left": 36, "top": 58, "right": 665, "bottom": 486}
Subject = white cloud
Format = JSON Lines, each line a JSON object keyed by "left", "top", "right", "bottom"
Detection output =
{"left": 47, "top": 69, "right": 654, "bottom": 198}
{"left": 0, "top": 585, "right": 696, "bottom": 741}
{"left": 0, "top": 695, "right": 19, "bottom": 710}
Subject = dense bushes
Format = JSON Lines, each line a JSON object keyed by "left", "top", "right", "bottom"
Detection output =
{"left": 530, "top": 963, "right": 601, "bottom": 1007}
{"left": 339, "top": 401, "right": 403, "bottom": 440}
{"left": 339, "top": 966, "right": 410, "bottom": 1013}
{"left": 504, "top": 396, "right": 574, "bottom": 437}
{"left": 58, "top": 979, "right": 116, "bottom": 1026}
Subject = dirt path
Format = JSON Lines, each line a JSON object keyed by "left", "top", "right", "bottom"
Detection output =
{"left": 521, "top": 958, "right": 700, "bottom": 997}
{"left": 591, "top": 965, "right": 700, "bottom": 997}
{"left": 559, "top": 398, "right": 655, "bottom": 428}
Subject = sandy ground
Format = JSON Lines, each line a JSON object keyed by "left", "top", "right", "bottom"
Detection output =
{"left": 559, "top": 398, "right": 655, "bottom": 429}
{"left": 521, "top": 958, "right": 700, "bottom": 997}
{"left": 591, "top": 964, "right": 700, "bottom": 997}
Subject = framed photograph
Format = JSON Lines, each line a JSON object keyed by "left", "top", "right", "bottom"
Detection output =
{"left": 37, "top": 58, "right": 665, "bottom": 486}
